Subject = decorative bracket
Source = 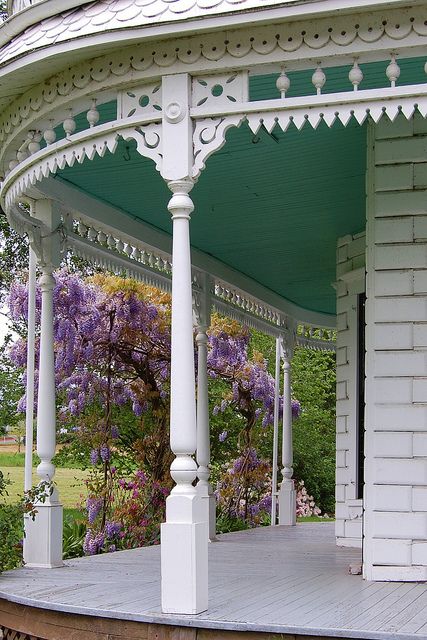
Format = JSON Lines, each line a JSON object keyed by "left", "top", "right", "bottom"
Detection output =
{"left": 191, "top": 72, "right": 248, "bottom": 178}
{"left": 192, "top": 115, "right": 244, "bottom": 178}
{"left": 121, "top": 123, "right": 163, "bottom": 173}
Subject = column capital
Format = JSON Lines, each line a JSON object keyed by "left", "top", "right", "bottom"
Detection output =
{"left": 196, "top": 327, "right": 209, "bottom": 346}
{"left": 39, "top": 269, "right": 55, "bottom": 292}
{"left": 167, "top": 180, "right": 195, "bottom": 220}
{"left": 168, "top": 178, "right": 194, "bottom": 195}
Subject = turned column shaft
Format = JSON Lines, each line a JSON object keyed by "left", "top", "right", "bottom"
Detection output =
{"left": 161, "top": 180, "right": 208, "bottom": 614}
{"left": 36, "top": 268, "right": 57, "bottom": 483}
{"left": 196, "top": 325, "right": 216, "bottom": 540}
{"left": 24, "top": 246, "right": 36, "bottom": 492}
{"left": 281, "top": 353, "right": 293, "bottom": 480}
{"left": 271, "top": 336, "right": 281, "bottom": 525}
{"left": 279, "top": 346, "right": 296, "bottom": 526}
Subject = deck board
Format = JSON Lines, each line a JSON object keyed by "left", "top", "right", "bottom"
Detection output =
{"left": 0, "top": 523, "right": 426, "bottom": 640}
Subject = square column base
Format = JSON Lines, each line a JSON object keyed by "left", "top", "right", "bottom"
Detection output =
{"left": 208, "top": 494, "right": 217, "bottom": 542}
{"left": 279, "top": 480, "right": 296, "bottom": 526}
{"left": 161, "top": 493, "right": 208, "bottom": 614}
{"left": 23, "top": 501, "right": 64, "bottom": 568}
{"left": 196, "top": 482, "right": 217, "bottom": 541}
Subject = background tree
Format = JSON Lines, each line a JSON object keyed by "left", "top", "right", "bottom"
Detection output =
{"left": 0, "top": 335, "right": 24, "bottom": 436}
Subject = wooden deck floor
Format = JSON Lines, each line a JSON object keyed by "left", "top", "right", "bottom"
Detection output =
{"left": 1, "top": 523, "right": 427, "bottom": 640}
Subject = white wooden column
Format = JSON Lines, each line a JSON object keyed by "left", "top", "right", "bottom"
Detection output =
{"left": 160, "top": 180, "right": 208, "bottom": 614}
{"left": 196, "top": 322, "right": 216, "bottom": 541}
{"left": 278, "top": 337, "right": 296, "bottom": 526}
{"left": 24, "top": 245, "right": 36, "bottom": 493}
{"left": 194, "top": 274, "right": 216, "bottom": 541}
{"left": 271, "top": 336, "right": 281, "bottom": 525}
{"left": 24, "top": 199, "right": 63, "bottom": 568}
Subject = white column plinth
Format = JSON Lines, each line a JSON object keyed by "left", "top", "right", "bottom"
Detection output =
{"left": 161, "top": 493, "right": 208, "bottom": 614}
{"left": 278, "top": 479, "right": 297, "bottom": 526}
{"left": 196, "top": 481, "right": 217, "bottom": 542}
{"left": 23, "top": 489, "right": 63, "bottom": 568}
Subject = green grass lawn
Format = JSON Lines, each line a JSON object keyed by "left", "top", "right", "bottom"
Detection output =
{"left": 0, "top": 452, "right": 39, "bottom": 467}
{"left": 1, "top": 466, "right": 87, "bottom": 509}
{"left": 297, "top": 515, "right": 334, "bottom": 522}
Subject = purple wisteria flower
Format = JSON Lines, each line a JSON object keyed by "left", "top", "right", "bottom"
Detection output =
{"left": 105, "top": 520, "right": 122, "bottom": 539}
{"left": 100, "top": 445, "right": 111, "bottom": 463}
{"left": 83, "top": 530, "right": 105, "bottom": 555}
{"left": 90, "top": 449, "right": 99, "bottom": 465}
{"left": 219, "top": 431, "right": 228, "bottom": 442}
{"left": 86, "top": 497, "right": 103, "bottom": 524}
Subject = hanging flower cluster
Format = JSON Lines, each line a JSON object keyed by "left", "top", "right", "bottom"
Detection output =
{"left": 8, "top": 271, "right": 172, "bottom": 422}
{"left": 208, "top": 315, "right": 301, "bottom": 443}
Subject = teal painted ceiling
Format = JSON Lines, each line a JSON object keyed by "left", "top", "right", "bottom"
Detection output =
{"left": 55, "top": 57, "right": 427, "bottom": 317}
{"left": 57, "top": 118, "right": 366, "bottom": 316}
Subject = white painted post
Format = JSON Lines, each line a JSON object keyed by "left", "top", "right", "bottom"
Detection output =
{"left": 278, "top": 339, "right": 296, "bottom": 526}
{"left": 161, "top": 179, "right": 208, "bottom": 614}
{"left": 271, "top": 336, "right": 281, "bottom": 525}
{"left": 24, "top": 245, "right": 36, "bottom": 493}
{"left": 24, "top": 199, "right": 63, "bottom": 568}
{"left": 196, "top": 322, "right": 216, "bottom": 541}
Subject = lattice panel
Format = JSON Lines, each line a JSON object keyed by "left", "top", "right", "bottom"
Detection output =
{"left": 0, "top": 627, "right": 40, "bottom": 640}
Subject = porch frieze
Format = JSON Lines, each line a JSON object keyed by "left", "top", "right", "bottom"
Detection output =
{"left": 2, "top": 80, "right": 426, "bottom": 198}
{"left": 0, "top": 4, "right": 426, "bottom": 145}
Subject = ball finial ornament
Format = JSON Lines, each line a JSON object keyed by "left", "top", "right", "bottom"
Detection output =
{"left": 276, "top": 69, "right": 290, "bottom": 98}
{"left": 312, "top": 66, "right": 326, "bottom": 95}
{"left": 349, "top": 62, "right": 363, "bottom": 90}
{"left": 386, "top": 54, "right": 400, "bottom": 87}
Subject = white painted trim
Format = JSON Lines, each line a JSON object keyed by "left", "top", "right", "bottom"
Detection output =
{"left": 362, "top": 122, "right": 377, "bottom": 580}
{"left": 2, "top": 0, "right": 422, "bottom": 50}
{"left": 0, "top": 3, "right": 426, "bottom": 119}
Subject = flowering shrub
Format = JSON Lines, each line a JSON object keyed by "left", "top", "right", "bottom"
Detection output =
{"left": 216, "top": 449, "right": 272, "bottom": 527}
{"left": 83, "top": 467, "right": 169, "bottom": 555}
{"left": 8, "top": 272, "right": 173, "bottom": 483}
{"left": 296, "top": 480, "right": 322, "bottom": 517}
{"left": 216, "top": 449, "right": 322, "bottom": 529}
{"left": 208, "top": 316, "right": 301, "bottom": 451}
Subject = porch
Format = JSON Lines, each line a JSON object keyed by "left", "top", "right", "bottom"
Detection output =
{"left": 1, "top": 524, "right": 427, "bottom": 640}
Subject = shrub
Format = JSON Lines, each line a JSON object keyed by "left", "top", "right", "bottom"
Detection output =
{"left": 0, "top": 470, "right": 23, "bottom": 572}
